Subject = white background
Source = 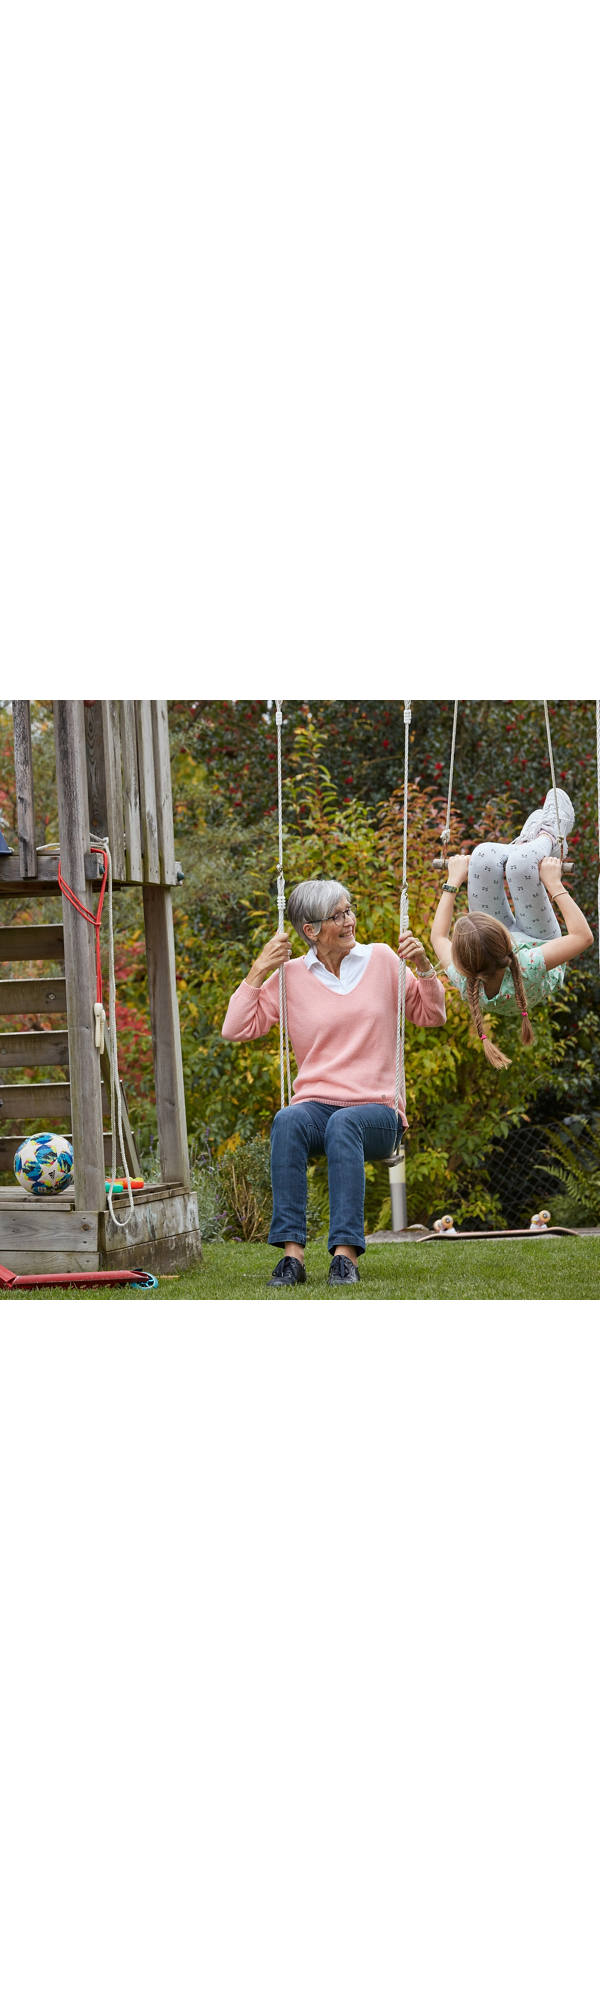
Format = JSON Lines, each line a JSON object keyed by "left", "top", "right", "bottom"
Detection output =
{"left": 1, "top": 2, "right": 599, "bottom": 1993}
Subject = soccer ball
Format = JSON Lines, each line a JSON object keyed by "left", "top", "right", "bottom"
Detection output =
{"left": 14, "top": 1132, "right": 74, "bottom": 1196}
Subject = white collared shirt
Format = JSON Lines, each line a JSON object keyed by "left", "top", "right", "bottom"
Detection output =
{"left": 304, "top": 940, "right": 373, "bottom": 993}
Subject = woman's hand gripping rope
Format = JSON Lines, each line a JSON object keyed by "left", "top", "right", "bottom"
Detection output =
{"left": 246, "top": 930, "right": 292, "bottom": 986}
{"left": 397, "top": 930, "right": 438, "bottom": 974}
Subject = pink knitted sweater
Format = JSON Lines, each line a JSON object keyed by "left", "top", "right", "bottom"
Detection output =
{"left": 221, "top": 943, "right": 446, "bottom": 1124}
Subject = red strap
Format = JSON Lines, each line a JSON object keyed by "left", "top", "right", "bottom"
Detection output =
{"left": 0, "top": 1263, "right": 152, "bottom": 1290}
{"left": 57, "top": 847, "right": 108, "bottom": 1005}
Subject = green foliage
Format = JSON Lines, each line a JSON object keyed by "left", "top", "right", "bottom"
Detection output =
{"left": 168, "top": 697, "right": 599, "bottom": 902}
{"left": 535, "top": 1115, "right": 600, "bottom": 1227}
{"left": 0, "top": 701, "right": 59, "bottom": 851}
{"left": 218, "top": 1135, "right": 273, "bottom": 1241}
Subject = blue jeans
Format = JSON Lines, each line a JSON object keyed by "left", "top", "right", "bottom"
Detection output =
{"left": 269, "top": 1100, "right": 400, "bottom": 1257}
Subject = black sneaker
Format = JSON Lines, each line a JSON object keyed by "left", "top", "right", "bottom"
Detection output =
{"left": 328, "top": 1254, "right": 360, "bottom": 1285}
{"left": 268, "top": 1255, "right": 307, "bottom": 1288}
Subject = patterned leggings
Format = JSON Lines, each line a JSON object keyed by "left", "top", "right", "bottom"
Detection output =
{"left": 467, "top": 834, "right": 561, "bottom": 943}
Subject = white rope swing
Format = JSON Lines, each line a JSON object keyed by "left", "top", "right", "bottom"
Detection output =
{"left": 441, "top": 698, "right": 459, "bottom": 855}
{"left": 433, "top": 699, "right": 459, "bottom": 869}
{"left": 272, "top": 697, "right": 412, "bottom": 1159}
{"left": 393, "top": 700, "right": 411, "bottom": 1132}
{"left": 436, "top": 701, "right": 571, "bottom": 873}
{"left": 596, "top": 698, "right": 600, "bottom": 969}
{"left": 275, "top": 701, "right": 292, "bottom": 1109}
{"left": 543, "top": 698, "right": 566, "bottom": 865}
{"left": 384, "top": 700, "right": 412, "bottom": 1227}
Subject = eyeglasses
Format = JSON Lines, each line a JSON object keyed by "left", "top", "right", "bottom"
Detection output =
{"left": 323, "top": 905, "right": 354, "bottom": 926}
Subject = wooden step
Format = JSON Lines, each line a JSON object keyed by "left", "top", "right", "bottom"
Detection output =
{"left": 0, "top": 978, "right": 67, "bottom": 1015}
{"left": 0, "top": 1081, "right": 109, "bottom": 1123}
{"left": 0, "top": 852, "right": 105, "bottom": 894}
{"left": 0, "top": 1081, "right": 72, "bottom": 1124}
{"left": 0, "top": 925, "right": 64, "bottom": 962}
{"left": 0, "top": 1030, "right": 70, "bottom": 1068}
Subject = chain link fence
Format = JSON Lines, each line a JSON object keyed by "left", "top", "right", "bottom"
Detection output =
{"left": 407, "top": 1112, "right": 600, "bottom": 1233}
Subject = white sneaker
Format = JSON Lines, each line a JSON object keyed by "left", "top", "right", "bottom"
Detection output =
{"left": 516, "top": 788, "right": 575, "bottom": 856}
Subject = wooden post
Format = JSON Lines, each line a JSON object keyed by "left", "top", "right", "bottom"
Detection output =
{"left": 53, "top": 702, "right": 106, "bottom": 1212}
{"left": 152, "top": 701, "right": 177, "bottom": 886}
{"left": 121, "top": 701, "right": 143, "bottom": 882}
{"left": 100, "top": 702, "right": 126, "bottom": 880}
{"left": 136, "top": 702, "right": 160, "bottom": 883}
{"left": 84, "top": 702, "right": 108, "bottom": 839}
{"left": 143, "top": 886, "right": 190, "bottom": 1187}
{"left": 12, "top": 702, "right": 37, "bottom": 876}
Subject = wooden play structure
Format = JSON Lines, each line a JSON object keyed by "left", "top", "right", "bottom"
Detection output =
{"left": 0, "top": 700, "right": 201, "bottom": 1277}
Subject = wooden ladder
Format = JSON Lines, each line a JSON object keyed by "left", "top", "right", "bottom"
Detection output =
{"left": 0, "top": 912, "right": 140, "bottom": 1185}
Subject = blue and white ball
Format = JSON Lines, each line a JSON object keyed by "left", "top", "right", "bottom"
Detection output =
{"left": 14, "top": 1132, "right": 74, "bottom": 1196}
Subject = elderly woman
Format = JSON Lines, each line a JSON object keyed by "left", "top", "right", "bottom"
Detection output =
{"left": 221, "top": 877, "right": 446, "bottom": 1288}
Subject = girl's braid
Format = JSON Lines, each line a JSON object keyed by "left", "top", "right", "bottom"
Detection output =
{"left": 507, "top": 948, "right": 535, "bottom": 1046}
{"left": 465, "top": 973, "right": 512, "bottom": 1070}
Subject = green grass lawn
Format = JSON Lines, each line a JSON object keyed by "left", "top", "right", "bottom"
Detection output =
{"left": 1, "top": 1234, "right": 599, "bottom": 1301}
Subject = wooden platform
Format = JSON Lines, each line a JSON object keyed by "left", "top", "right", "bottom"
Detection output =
{"left": 0, "top": 852, "right": 105, "bottom": 893}
{"left": 0, "top": 1183, "right": 202, "bottom": 1277}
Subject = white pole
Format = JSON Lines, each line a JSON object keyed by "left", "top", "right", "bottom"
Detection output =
{"left": 387, "top": 1146, "right": 407, "bottom": 1232}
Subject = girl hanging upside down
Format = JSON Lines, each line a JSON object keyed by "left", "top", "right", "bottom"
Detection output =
{"left": 430, "top": 788, "right": 594, "bottom": 1069}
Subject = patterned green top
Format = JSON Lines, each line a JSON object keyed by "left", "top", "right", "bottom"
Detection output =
{"left": 446, "top": 933, "right": 566, "bottom": 1015}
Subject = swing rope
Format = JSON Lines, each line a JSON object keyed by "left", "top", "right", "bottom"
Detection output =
{"left": 275, "top": 701, "right": 292, "bottom": 1109}
{"left": 442, "top": 699, "right": 459, "bottom": 850}
{"left": 432, "top": 701, "right": 459, "bottom": 867}
{"left": 393, "top": 700, "right": 411, "bottom": 1130}
{"left": 543, "top": 699, "right": 565, "bottom": 865}
{"left": 58, "top": 838, "right": 137, "bottom": 1226}
{"left": 99, "top": 839, "right": 138, "bottom": 1227}
{"left": 596, "top": 698, "right": 600, "bottom": 969}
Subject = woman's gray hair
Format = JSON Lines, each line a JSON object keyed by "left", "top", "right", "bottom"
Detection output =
{"left": 287, "top": 878, "right": 351, "bottom": 943}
